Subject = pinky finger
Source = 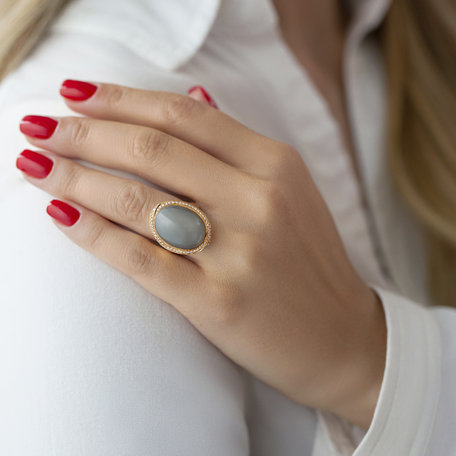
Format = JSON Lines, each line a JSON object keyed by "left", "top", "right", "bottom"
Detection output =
{"left": 46, "top": 199, "right": 205, "bottom": 310}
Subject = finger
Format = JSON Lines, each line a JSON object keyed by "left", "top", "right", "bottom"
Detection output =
{"left": 59, "top": 80, "right": 272, "bottom": 171}
{"left": 16, "top": 149, "right": 213, "bottom": 255}
{"left": 19, "top": 115, "right": 241, "bottom": 207}
{"left": 188, "top": 85, "right": 218, "bottom": 108}
{"left": 45, "top": 198, "right": 207, "bottom": 317}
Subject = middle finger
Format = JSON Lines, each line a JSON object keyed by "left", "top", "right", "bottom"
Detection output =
{"left": 20, "top": 115, "right": 244, "bottom": 207}
{"left": 16, "top": 149, "right": 207, "bottom": 246}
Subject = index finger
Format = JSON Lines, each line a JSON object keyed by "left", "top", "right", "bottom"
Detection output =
{"left": 59, "top": 80, "right": 271, "bottom": 171}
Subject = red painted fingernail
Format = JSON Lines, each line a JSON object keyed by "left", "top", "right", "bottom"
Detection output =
{"left": 60, "top": 79, "right": 98, "bottom": 101}
{"left": 188, "top": 86, "right": 218, "bottom": 109}
{"left": 16, "top": 149, "right": 54, "bottom": 179}
{"left": 46, "top": 200, "right": 80, "bottom": 226}
{"left": 20, "top": 115, "right": 58, "bottom": 139}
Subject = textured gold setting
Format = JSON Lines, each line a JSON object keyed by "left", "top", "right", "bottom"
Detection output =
{"left": 149, "top": 200, "right": 212, "bottom": 255}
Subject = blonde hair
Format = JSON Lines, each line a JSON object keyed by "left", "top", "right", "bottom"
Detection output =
{"left": 383, "top": 0, "right": 456, "bottom": 308}
{"left": 1, "top": 0, "right": 455, "bottom": 307}
{"left": 0, "top": 0, "right": 71, "bottom": 80}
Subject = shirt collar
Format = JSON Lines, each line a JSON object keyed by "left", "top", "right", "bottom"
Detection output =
{"left": 52, "top": 0, "right": 391, "bottom": 71}
{"left": 345, "top": 0, "right": 392, "bottom": 41}
{"left": 213, "top": 0, "right": 392, "bottom": 37}
{"left": 52, "top": 0, "right": 222, "bottom": 70}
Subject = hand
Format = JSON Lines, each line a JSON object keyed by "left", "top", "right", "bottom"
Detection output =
{"left": 16, "top": 80, "right": 386, "bottom": 429}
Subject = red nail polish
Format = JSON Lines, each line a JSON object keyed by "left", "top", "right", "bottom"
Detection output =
{"left": 46, "top": 200, "right": 80, "bottom": 226}
{"left": 60, "top": 79, "right": 98, "bottom": 101}
{"left": 188, "top": 86, "right": 218, "bottom": 109}
{"left": 16, "top": 149, "right": 54, "bottom": 179}
{"left": 20, "top": 115, "right": 58, "bottom": 139}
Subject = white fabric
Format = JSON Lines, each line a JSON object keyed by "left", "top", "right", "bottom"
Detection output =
{"left": 0, "top": 0, "right": 454, "bottom": 454}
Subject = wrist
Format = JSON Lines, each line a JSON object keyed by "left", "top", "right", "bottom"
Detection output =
{"left": 319, "top": 287, "right": 387, "bottom": 430}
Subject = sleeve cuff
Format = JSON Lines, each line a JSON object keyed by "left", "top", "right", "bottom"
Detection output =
{"left": 312, "top": 286, "right": 442, "bottom": 456}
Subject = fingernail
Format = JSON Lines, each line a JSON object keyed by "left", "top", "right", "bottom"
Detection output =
{"left": 188, "top": 86, "right": 218, "bottom": 109}
{"left": 20, "top": 115, "right": 58, "bottom": 139}
{"left": 46, "top": 199, "right": 80, "bottom": 226}
{"left": 60, "top": 79, "right": 98, "bottom": 101}
{"left": 16, "top": 149, "right": 54, "bottom": 179}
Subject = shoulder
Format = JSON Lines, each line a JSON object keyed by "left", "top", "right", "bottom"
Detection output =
{"left": 0, "top": 0, "right": 222, "bottom": 103}
{"left": 0, "top": 0, "right": 218, "bottom": 172}
{"left": 0, "top": 0, "right": 223, "bottom": 152}
{"left": 0, "top": 0, "right": 279, "bottom": 168}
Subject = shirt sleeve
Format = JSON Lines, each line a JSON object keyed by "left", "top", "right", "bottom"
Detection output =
{"left": 312, "top": 286, "right": 456, "bottom": 456}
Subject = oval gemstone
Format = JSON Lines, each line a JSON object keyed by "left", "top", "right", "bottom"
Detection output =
{"left": 155, "top": 205, "right": 206, "bottom": 250}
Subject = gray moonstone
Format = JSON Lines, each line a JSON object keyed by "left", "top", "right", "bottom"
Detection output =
{"left": 155, "top": 205, "right": 206, "bottom": 250}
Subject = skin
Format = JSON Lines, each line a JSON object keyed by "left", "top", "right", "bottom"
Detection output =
{"left": 272, "top": 0, "right": 360, "bottom": 180}
{"left": 17, "top": 81, "right": 387, "bottom": 430}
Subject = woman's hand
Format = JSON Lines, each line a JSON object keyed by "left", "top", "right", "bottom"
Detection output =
{"left": 16, "top": 80, "right": 386, "bottom": 429}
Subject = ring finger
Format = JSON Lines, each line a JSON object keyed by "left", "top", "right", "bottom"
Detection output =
{"left": 16, "top": 149, "right": 214, "bottom": 260}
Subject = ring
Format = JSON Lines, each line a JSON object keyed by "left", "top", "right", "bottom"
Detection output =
{"left": 149, "top": 200, "right": 212, "bottom": 255}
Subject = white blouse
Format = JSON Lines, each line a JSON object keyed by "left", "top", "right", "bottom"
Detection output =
{"left": 0, "top": 0, "right": 454, "bottom": 454}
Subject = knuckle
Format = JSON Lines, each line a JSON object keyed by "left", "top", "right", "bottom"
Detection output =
{"left": 68, "top": 118, "right": 91, "bottom": 148}
{"left": 162, "top": 94, "right": 201, "bottom": 126}
{"left": 85, "top": 222, "right": 106, "bottom": 252}
{"left": 227, "top": 234, "right": 269, "bottom": 281}
{"left": 210, "top": 282, "right": 243, "bottom": 327}
{"left": 278, "top": 143, "right": 300, "bottom": 159}
{"left": 249, "top": 179, "right": 289, "bottom": 223}
{"left": 237, "top": 238, "right": 266, "bottom": 273}
{"left": 113, "top": 182, "right": 150, "bottom": 222}
{"left": 59, "top": 162, "right": 82, "bottom": 197}
{"left": 129, "top": 129, "right": 170, "bottom": 166}
{"left": 124, "top": 239, "right": 155, "bottom": 276}
{"left": 269, "top": 144, "right": 300, "bottom": 174}
{"left": 103, "top": 84, "right": 125, "bottom": 110}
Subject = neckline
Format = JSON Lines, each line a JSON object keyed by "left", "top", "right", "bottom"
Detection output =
{"left": 258, "top": 4, "right": 390, "bottom": 286}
